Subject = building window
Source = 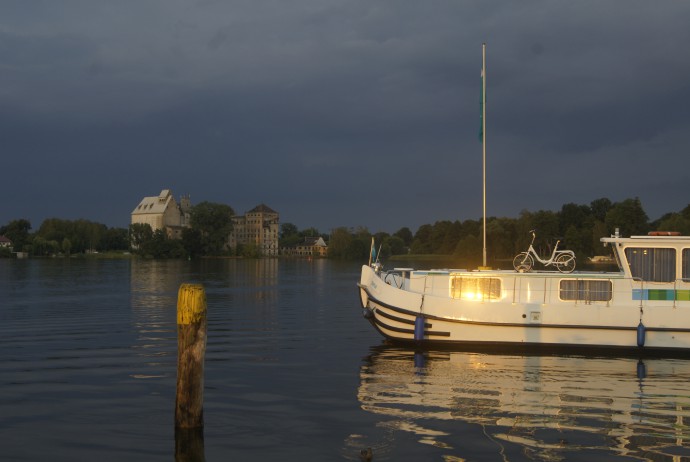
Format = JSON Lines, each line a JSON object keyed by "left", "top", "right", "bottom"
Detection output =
{"left": 451, "top": 277, "right": 501, "bottom": 301}
{"left": 625, "top": 248, "right": 676, "bottom": 283}
{"left": 560, "top": 280, "right": 612, "bottom": 302}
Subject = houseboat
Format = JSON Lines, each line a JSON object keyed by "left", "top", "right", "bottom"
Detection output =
{"left": 358, "top": 231, "right": 690, "bottom": 351}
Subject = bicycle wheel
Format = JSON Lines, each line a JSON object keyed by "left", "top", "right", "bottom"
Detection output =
{"left": 556, "top": 253, "right": 576, "bottom": 273}
{"left": 513, "top": 252, "right": 533, "bottom": 272}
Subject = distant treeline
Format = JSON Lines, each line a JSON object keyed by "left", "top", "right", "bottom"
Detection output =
{"left": 0, "top": 218, "right": 130, "bottom": 257}
{"left": 2, "top": 197, "right": 689, "bottom": 260}
{"left": 0, "top": 201, "right": 239, "bottom": 259}
{"left": 322, "top": 197, "right": 690, "bottom": 265}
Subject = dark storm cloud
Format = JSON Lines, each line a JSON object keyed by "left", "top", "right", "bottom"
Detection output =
{"left": 1, "top": 1, "right": 689, "bottom": 233}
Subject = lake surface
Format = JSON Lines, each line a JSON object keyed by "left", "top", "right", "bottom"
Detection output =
{"left": 2, "top": 258, "right": 690, "bottom": 461}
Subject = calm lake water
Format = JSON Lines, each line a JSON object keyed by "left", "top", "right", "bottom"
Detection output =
{"left": 2, "top": 258, "right": 690, "bottom": 461}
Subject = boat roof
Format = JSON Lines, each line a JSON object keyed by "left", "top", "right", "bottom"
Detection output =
{"left": 601, "top": 234, "right": 690, "bottom": 245}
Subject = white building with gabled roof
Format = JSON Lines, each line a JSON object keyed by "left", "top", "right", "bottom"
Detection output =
{"left": 131, "top": 189, "right": 191, "bottom": 238}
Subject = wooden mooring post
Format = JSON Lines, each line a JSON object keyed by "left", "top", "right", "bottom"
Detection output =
{"left": 175, "top": 283, "right": 207, "bottom": 429}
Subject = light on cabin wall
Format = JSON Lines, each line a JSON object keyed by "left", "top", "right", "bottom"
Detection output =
{"left": 462, "top": 290, "right": 482, "bottom": 301}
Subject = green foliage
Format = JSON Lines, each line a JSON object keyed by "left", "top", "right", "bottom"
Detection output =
{"left": 0, "top": 217, "right": 128, "bottom": 257}
{"left": 35, "top": 218, "right": 119, "bottom": 254}
{"left": 5, "top": 195, "right": 689, "bottom": 263}
{"left": 325, "top": 227, "right": 349, "bottom": 259}
{"left": 130, "top": 223, "right": 154, "bottom": 250}
{"left": 387, "top": 236, "right": 406, "bottom": 255}
{"left": 280, "top": 223, "right": 299, "bottom": 239}
{"left": 181, "top": 227, "right": 204, "bottom": 259}
{"left": 327, "top": 227, "right": 371, "bottom": 260}
{"left": 279, "top": 223, "right": 329, "bottom": 254}
{"left": 101, "top": 227, "right": 129, "bottom": 251}
{"left": 590, "top": 198, "right": 613, "bottom": 222}
{"left": 128, "top": 225, "right": 185, "bottom": 258}
{"left": 62, "top": 238, "right": 72, "bottom": 255}
{"left": 454, "top": 234, "right": 482, "bottom": 265}
{"left": 655, "top": 211, "right": 690, "bottom": 235}
{"left": 393, "top": 227, "right": 413, "bottom": 246}
{"left": 190, "top": 201, "right": 235, "bottom": 256}
{"left": 279, "top": 222, "right": 302, "bottom": 248}
{"left": 605, "top": 197, "right": 649, "bottom": 236}
{"left": 410, "top": 224, "right": 433, "bottom": 254}
{"left": 240, "top": 242, "right": 261, "bottom": 258}
{"left": 0, "top": 219, "right": 32, "bottom": 251}
{"left": 139, "top": 229, "right": 186, "bottom": 259}
{"left": 369, "top": 196, "right": 680, "bottom": 266}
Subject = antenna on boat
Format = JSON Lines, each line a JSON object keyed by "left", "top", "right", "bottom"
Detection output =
{"left": 480, "top": 43, "right": 488, "bottom": 269}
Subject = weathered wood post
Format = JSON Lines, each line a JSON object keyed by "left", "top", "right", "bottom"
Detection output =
{"left": 175, "top": 283, "right": 207, "bottom": 429}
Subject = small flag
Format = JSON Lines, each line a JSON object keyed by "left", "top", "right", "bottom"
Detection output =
{"left": 369, "top": 237, "right": 376, "bottom": 265}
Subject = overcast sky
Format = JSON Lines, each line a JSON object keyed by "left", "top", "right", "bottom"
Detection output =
{"left": 2, "top": 1, "right": 689, "bottom": 234}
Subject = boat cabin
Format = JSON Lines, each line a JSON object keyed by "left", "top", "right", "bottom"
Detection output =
{"left": 602, "top": 232, "right": 690, "bottom": 285}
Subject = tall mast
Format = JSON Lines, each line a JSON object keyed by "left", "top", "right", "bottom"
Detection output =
{"left": 481, "top": 43, "right": 487, "bottom": 268}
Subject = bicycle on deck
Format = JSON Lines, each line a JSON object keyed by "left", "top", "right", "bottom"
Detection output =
{"left": 513, "top": 230, "right": 576, "bottom": 273}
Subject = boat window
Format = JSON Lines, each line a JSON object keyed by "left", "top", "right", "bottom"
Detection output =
{"left": 451, "top": 277, "right": 501, "bottom": 301}
{"left": 683, "top": 249, "right": 690, "bottom": 282}
{"left": 625, "top": 248, "right": 676, "bottom": 283}
{"left": 559, "top": 280, "right": 612, "bottom": 302}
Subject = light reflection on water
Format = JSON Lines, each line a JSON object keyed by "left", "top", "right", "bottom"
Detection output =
{"left": 356, "top": 346, "right": 690, "bottom": 461}
{"left": 3, "top": 258, "right": 690, "bottom": 461}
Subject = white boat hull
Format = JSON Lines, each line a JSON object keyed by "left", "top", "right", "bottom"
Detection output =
{"left": 358, "top": 264, "right": 690, "bottom": 351}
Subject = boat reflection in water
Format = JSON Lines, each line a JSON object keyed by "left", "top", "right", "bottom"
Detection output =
{"left": 356, "top": 346, "right": 690, "bottom": 461}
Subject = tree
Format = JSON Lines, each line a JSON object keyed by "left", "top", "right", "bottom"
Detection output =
{"left": 430, "top": 220, "right": 453, "bottom": 254}
{"left": 559, "top": 203, "right": 591, "bottom": 236}
{"left": 101, "top": 227, "right": 129, "bottom": 251}
{"left": 327, "top": 227, "right": 353, "bottom": 259}
{"left": 605, "top": 198, "right": 649, "bottom": 237}
{"left": 140, "top": 229, "right": 185, "bottom": 258}
{"left": 240, "top": 242, "right": 261, "bottom": 258}
{"left": 656, "top": 213, "right": 690, "bottom": 235}
{"left": 36, "top": 218, "right": 108, "bottom": 253}
{"left": 62, "top": 238, "right": 72, "bottom": 255}
{"left": 411, "top": 224, "right": 433, "bottom": 254}
{"left": 454, "top": 234, "right": 482, "bottom": 266}
{"left": 129, "top": 223, "right": 153, "bottom": 250}
{"left": 280, "top": 223, "right": 299, "bottom": 239}
{"left": 190, "top": 201, "right": 235, "bottom": 256}
{"left": 486, "top": 217, "right": 517, "bottom": 259}
{"left": 181, "top": 227, "right": 204, "bottom": 258}
{"left": 590, "top": 198, "right": 613, "bottom": 222}
{"left": 394, "top": 227, "right": 413, "bottom": 247}
{"left": 386, "top": 236, "right": 406, "bottom": 255}
{"left": 0, "top": 219, "right": 32, "bottom": 251}
{"left": 301, "top": 227, "right": 320, "bottom": 237}
{"left": 278, "top": 222, "right": 301, "bottom": 249}
{"left": 514, "top": 210, "right": 559, "bottom": 254}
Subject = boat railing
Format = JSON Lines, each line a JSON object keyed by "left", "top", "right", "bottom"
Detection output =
{"left": 630, "top": 276, "right": 690, "bottom": 308}
{"left": 379, "top": 267, "right": 690, "bottom": 307}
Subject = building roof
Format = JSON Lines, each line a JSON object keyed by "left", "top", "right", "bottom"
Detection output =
{"left": 132, "top": 189, "right": 174, "bottom": 215}
{"left": 0, "top": 235, "right": 12, "bottom": 244}
{"left": 301, "top": 237, "right": 327, "bottom": 247}
{"left": 247, "top": 203, "right": 278, "bottom": 215}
